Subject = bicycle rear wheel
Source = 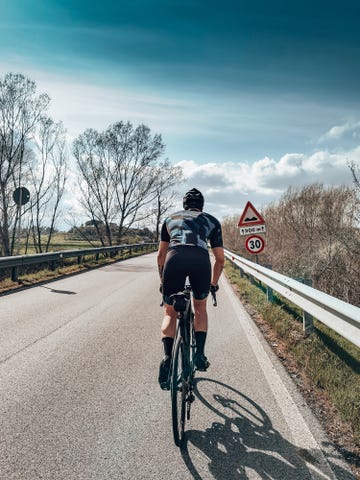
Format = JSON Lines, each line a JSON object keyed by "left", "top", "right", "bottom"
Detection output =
{"left": 171, "top": 335, "right": 186, "bottom": 446}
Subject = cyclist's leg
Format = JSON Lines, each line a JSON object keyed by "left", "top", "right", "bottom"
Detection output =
{"left": 159, "top": 249, "right": 186, "bottom": 388}
{"left": 193, "top": 297, "right": 208, "bottom": 332}
{"left": 188, "top": 249, "right": 211, "bottom": 370}
{"left": 161, "top": 248, "right": 186, "bottom": 342}
{"left": 161, "top": 302, "right": 177, "bottom": 339}
{"left": 159, "top": 304, "right": 176, "bottom": 389}
{"left": 192, "top": 297, "right": 210, "bottom": 369}
{"left": 189, "top": 248, "right": 211, "bottom": 331}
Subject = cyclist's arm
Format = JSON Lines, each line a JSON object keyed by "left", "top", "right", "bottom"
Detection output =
{"left": 157, "top": 241, "right": 169, "bottom": 280}
{"left": 211, "top": 246, "right": 225, "bottom": 286}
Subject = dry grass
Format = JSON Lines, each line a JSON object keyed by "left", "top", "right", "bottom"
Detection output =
{"left": 225, "top": 261, "right": 360, "bottom": 478}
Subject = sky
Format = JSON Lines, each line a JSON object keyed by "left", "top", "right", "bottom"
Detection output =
{"left": 1, "top": 0, "right": 360, "bottom": 224}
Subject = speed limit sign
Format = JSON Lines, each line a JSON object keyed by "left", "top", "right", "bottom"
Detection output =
{"left": 245, "top": 235, "right": 265, "bottom": 254}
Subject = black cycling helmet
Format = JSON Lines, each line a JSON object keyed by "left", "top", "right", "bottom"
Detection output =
{"left": 183, "top": 188, "right": 204, "bottom": 211}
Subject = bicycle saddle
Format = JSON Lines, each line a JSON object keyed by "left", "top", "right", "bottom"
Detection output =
{"left": 170, "top": 292, "right": 189, "bottom": 312}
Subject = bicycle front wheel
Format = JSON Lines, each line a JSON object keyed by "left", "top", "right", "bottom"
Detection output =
{"left": 171, "top": 336, "right": 186, "bottom": 446}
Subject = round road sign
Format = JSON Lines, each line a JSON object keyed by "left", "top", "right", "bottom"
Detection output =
{"left": 13, "top": 187, "right": 30, "bottom": 206}
{"left": 245, "top": 235, "right": 265, "bottom": 254}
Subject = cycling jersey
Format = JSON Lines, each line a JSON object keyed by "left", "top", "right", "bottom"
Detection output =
{"left": 160, "top": 210, "right": 223, "bottom": 250}
{"left": 160, "top": 209, "right": 223, "bottom": 304}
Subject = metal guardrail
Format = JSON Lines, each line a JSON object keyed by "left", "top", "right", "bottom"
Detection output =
{"left": 0, "top": 243, "right": 158, "bottom": 281}
{"left": 224, "top": 249, "right": 360, "bottom": 349}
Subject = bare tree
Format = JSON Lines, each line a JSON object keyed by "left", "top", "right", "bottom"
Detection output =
{"left": 262, "top": 183, "right": 360, "bottom": 305}
{"left": 106, "top": 122, "right": 165, "bottom": 242}
{"left": 349, "top": 160, "right": 360, "bottom": 192}
{"left": 28, "top": 116, "right": 67, "bottom": 252}
{"left": 0, "top": 73, "right": 50, "bottom": 255}
{"left": 151, "top": 160, "right": 183, "bottom": 240}
{"left": 221, "top": 214, "right": 246, "bottom": 255}
{"left": 73, "top": 121, "right": 167, "bottom": 245}
{"left": 349, "top": 159, "right": 360, "bottom": 227}
{"left": 73, "top": 128, "right": 117, "bottom": 246}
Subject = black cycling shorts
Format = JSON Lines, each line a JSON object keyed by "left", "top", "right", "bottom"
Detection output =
{"left": 162, "top": 246, "right": 211, "bottom": 305}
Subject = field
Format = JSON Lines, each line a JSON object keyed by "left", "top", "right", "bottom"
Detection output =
{"left": 18, "top": 233, "right": 103, "bottom": 254}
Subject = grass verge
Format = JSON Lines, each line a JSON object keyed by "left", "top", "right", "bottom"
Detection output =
{"left": 225, "top": 261, "right": 360, "bottom": 478}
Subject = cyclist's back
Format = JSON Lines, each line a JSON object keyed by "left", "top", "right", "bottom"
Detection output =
{"left": 161, "top": 209, "right": 223, "bottom": 251}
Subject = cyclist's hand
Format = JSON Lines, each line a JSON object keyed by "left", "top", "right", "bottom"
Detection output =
{"left": 210, "top": 284, "right": 218, "bottom": 306}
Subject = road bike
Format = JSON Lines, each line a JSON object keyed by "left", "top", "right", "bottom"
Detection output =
{"left": 168, "top": 285, "right": 217, "bottom": 447}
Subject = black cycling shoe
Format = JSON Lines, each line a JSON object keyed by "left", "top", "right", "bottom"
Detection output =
{"left": 158, "top": 355, "right": 171, "bottom": 390}
{"left": 194, "top": 353, "right": 210, "bottom": 371}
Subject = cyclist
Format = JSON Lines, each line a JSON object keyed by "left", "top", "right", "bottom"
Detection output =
{"left": 157, "top": 188, "right": 225, "bottom": 389}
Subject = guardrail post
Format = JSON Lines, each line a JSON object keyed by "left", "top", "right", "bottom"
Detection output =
{"left": 301, "top": 278, "right": 313, "bottom": 336}
{"left": 11, "top": 266, "right": 18, "bottom": 282}
{"left": 77, "top": 255, "right": 82, "bottom": 265}
{"left": 303, "top": 310, "right": 313, "bottom": 336}
{"left": 264, "top": 265, "right": 274, "bottom": 303}
{"left": 50, "top": 261, "right": 56, "bottom": 271}
{"left": 230, "top": 256, "right": 243, "bottom": 278}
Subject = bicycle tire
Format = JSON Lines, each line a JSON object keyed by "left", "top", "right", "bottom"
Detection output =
{"left": 171, "top": 335, "right": 186, "bottom": 446}
{"left": 186, "top": 315, "right": 196, "bottom": 420}
{"left": 189, "top": 311, "right": 196, "bottom": 376}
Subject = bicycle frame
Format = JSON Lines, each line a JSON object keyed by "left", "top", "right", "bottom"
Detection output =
{"left": 174, "top": 286, "right": 192, "bottom": 348}
{"left": 164, "top": 284, "right": 217, "bottom": 447}
{"left": 169, "top": 285, "right": 195, "bottom": 446}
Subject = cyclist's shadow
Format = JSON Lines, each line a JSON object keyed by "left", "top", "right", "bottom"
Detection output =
{"left": 180, "top": 378, "right": 353, "bottom": 480}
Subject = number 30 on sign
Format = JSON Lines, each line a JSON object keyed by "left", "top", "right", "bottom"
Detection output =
{"left": 245, "top": 235, "right": 265, "bottom": 254}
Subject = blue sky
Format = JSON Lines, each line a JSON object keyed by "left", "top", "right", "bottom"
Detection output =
{"left": 1, "top": 0, "right": 360, "bottom": 220}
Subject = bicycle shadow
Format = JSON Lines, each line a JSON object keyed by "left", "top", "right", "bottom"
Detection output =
{"left": 41, "top": 286, "right": 77, "bottom": 295}
{"left": 180, "top": 378, "right": 354, "bottom": 480}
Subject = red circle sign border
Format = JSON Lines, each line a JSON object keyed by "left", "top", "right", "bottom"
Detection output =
{"left": 245, "top": 235, "right": 265, "bottom": 254}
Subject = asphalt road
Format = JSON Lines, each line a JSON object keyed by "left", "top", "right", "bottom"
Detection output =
{"left": 0, "top": 253, "right": 356, "bottom": 479}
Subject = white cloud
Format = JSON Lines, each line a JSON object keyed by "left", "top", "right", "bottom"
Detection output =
{"left": 54, "top": 146, "right": 359, "bottom": 230}
{"left": 175, "top": 147, "right": 360, "bottom": 221}
{"left": 318, "top": 121, "right": 360, "bottom": 143}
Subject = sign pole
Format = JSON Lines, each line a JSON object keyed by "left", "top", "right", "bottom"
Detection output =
{"left": 17, "top": 188, "right": 23, "bottom": 255}
{"left": 13, "top": 186, "right": 30, "bottom": 255}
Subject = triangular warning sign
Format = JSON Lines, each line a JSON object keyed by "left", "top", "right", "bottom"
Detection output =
{"left": 238, "top": 201, "right": 265, "bottom": 227}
